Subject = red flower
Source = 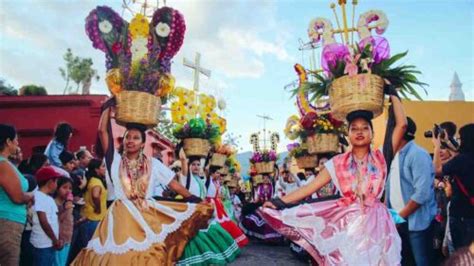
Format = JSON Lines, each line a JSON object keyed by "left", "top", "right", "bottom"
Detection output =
{"left": 111, "top": 42, "right": 122, "bottom": 54}
{"left": 300, "top": 112, "right": 318, "bottom": 130}
{"left": 328, "top": 113, "right": 344, "bottom": 128}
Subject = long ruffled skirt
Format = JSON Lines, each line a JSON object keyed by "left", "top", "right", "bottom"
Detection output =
{"left": 239, "top": 212, "right": 284, "bottom": 243}
{"left": 259, "top": 199, "right": 402, "bottom": 265}
{"left": 176, "top": 221, "right": 240, "bottom": 265}
{"left": 210, "top": 198, "right": 248, "bottom": 248}
{"left": 71, "top": 199, "right": 213, "bottom": 265}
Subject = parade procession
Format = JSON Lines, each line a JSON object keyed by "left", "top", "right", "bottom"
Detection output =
{"left": 0, "top": 0, "right": 473, "bottom": 265}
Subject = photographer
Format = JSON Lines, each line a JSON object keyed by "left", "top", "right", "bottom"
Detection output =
{"left": 433, "top": 123, "right": 474, "bottom": 251}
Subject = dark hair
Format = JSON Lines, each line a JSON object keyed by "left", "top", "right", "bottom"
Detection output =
{"left": 346, "top": 110, "right": 374, "bottom": 130}
{"left": 297, "top": 172, "right": 306, "bottom": 180}
{"left": 304, "top": 168, "right": 316, "bottom": 174}
{"left": 119, "top": 123, "right": 147, "bottom": 154}
{"left": 209, "top": 166, "right": 221, "bottom": 175}
{"left": 125, "top": 123, "right": 147, "bottom": 143}
{"left": 403, "top": 117, "right": 417, "bottom": 141}
{"left": 86, "top": 158, "right": 103, "bottom": 179}
{"left": 54, "top": 177, "right": 73, "bottom": 198}
{"left": 440, "top": 121, "right": 457, "bottom": 138}
{"left": 18, "top": 153, "right": 48, "bottom": 175}
{"left": 0, "top": 124, "right": 17, "bottom": 151}
{"left": 59, "top": 151, "right": 75, "bottom": 165}
{"left": 86, "top": 158, "right": 106, "bottom": 187}
{"left": 458, "top": 124, "right": 474, "bottom": 154}
{"left": 54, "top": 123, "right": 73, "bottom": 147}
{"left": 76, "top": 149, "right": 88, "bottom": 160}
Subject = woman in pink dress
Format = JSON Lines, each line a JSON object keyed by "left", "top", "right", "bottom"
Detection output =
{"left": 261, "top": 93, "right": 405, "bottom": 265}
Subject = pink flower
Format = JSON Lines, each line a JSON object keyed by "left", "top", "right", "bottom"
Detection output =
{"left": 344, "top": 54, "right": 361, "bottom": 77}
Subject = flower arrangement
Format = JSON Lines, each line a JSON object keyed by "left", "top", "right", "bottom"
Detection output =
{"left": 171, "top": 87, "right": 227, "bottom": 134}
{"left": 250, "top": 150, "right": 278, "bottom": 164}
{"left": 285, "top": 112, "right": 345, "bottom": 141}
{"left": 297, "top": 9, "right": 426, "bottom": 102}
{"left": 286, "top": 143, "right": 311, "bottom": 159}
{"left": 214, "top": 144, "right": 235, "bottom": 156}
{"left": 85, "top": 6, "right": 185, "bottom": 103}
{"left": 225, "top": 155, "right": 241, "bottom": 174}
{"left": 172, "top": 118, "right": 221, "bottom": 144}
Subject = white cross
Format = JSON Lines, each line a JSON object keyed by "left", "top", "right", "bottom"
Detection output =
{"left": 183, "top": 52, "right": 211, "bottom": 92}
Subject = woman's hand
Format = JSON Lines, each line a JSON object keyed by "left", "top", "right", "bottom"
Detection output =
{"left": 263, "top": 201, "right": 276, "bottom": 209}
{"left": 432, "top": 134, "right": 441, "bottom": 148}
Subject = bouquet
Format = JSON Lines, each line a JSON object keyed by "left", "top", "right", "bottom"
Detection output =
{"left": 250, "top": 150, "right": 278, "bottom": 164}
{"left": 172, "top": 118, "right": 220, "bottom": 144}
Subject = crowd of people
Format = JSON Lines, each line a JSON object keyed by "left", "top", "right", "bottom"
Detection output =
{"left": 0, "top": 104, "right": 472, "bottom": 266}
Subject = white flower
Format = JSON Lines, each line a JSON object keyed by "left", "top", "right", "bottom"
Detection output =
{"left": 98, "top": 20, "right": 113, "bottom": 34}
{"left": 155, "top": 22, "right": 171, "bottom": 37}
{"left": 131, "top": 37, "right": 148, "bottom": 62}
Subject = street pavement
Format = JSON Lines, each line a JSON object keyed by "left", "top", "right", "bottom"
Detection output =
{"left": 230, "top": 240, "right": 309, "bottom": 266}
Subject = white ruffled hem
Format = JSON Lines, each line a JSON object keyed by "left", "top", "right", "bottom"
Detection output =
{"left": 86, "top": 199, "right": 196, "bottom": 255}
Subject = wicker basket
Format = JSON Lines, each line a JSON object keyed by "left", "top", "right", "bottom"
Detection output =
{"left": 252, "top": 175, "right": 263, "bottom": 184}
{"left": 115, "top": 90, "right": 161, "bottom": 127}
{"left": 329, "top": 73, "right": 384, "bottom": 121}
{"left": 307, "top": 133, "right": 339, "bottom": 154}
{"left": 220, "top": 167, "right": 229, "bottom": 175}
{"left": 223, "top": 175, "right": 232, "bottom": 183}
{"left": 183, "top": 138, "right": 210, "bottom": 158}
{"left": 210, "top": 153, "right": 227, "bottom": 167}
{"left": 295, "top": 155, "right": 318, "bottom": 169}
{"left": 254, "top": 161, "right": 274, "bottom": 174}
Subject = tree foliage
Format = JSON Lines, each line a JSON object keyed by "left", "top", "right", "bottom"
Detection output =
{"left": 59, "top": 48, "right": 100, "bottom": 95}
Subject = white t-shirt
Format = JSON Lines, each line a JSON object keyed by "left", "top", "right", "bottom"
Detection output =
{"left": 30, "top": 190, "right": 59, "bottom": 248}
{"left": 389, "top": 153, "right": 405, "bottom": 212}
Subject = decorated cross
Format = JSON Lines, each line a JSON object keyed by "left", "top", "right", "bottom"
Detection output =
{"left": 183, "top": 52, "right": 211, "bottom": 92}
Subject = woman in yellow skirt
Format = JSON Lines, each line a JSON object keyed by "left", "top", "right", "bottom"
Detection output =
{"left": 72, "top": 106, "right": 213, "bottom": 265}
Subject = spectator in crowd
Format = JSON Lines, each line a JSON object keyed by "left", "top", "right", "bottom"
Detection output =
{"left": 45, "top": 123, "right": 73, "bottom": 167}
{"left": 17, "top": 153, "right": 48, "bottom": 266}
{"left": 73, "top": 149, "right": 93, "bottom": 178}
{"left": 0, "top": 124, "right": 35, "bottom": 266}
{"left": 54, "top": 177, "right": 74, "bottom": 266}
{"left": 386, "top": 117, "right": 437, "bottom": 266}
{"left": 433, "top": 123, "right": 474, "bottom": 250}
{"left": 81, "top": 159, "right": 107, "bottom": 239}
{"left": 30, "top": 166, "right": 63, "bottom": 266}
{"left": 8, "top": 147, "right": 23, "bottom": 167}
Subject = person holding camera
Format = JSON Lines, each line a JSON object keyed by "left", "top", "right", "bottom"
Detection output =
{"left": 386, "top": 117, "right": 437, "bottom": 266}
{"left": 433, "top": 123, "right": 474, "bottom": 251}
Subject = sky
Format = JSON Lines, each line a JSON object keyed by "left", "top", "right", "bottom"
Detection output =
{"left": 1, "top": 0, "right": 473, "bottom": 152}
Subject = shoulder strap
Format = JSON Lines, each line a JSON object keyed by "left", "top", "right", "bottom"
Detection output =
{"left": 205, "top": 176, "right": 211, "bottom": 189}
{"left": 454, "top": 176, "right": 474, "bottom": 205}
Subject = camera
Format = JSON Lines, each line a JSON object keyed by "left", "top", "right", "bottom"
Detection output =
{"left": 424, "top": 124, "right": 445, "bottom": 139}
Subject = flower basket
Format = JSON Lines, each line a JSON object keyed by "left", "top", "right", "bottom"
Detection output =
{"left": 223, "top": 175, "right": 232, "bottom": 183}
{"left": 115, "top": 91, "right": 161, "bottom": 127}
{"left": 183, "top": 138, "right": 210, "bottom": 158}
{"left": 220, "top": 166, "right": 229, "bottom": 175}
{"left": 296, "top": 155, "right": 318, "bottom": 169}
{"left": 210, "top": 153, "right": 227, "bottom": 167}
{"left": 252, "top": 175, "right": 263, "bottom": 184}
{"left": 329, "top": 73, "right": 384, "bottom": 121}
{"left": 307, "top": 133, "right": 339, "bottom": 154}
{"left": 254, "top": 161, "right": 274, "bottom": 174}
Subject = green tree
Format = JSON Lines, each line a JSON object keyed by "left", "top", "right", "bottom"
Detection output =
{"left": 19, "top": 85, "right": 48, "bottom": 96}
{"left": 0, "top": 79, "right": 17, "bottom": 95}
{"left": 59, "top": 48, "right": 100, "bottom": 95}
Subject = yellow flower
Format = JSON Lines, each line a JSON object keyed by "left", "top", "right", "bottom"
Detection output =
{"left": 105, "top": 68, "right": 122, "bottom": 95}
{"left": 156, "top": 74, "right": 175, "bottom": 97}
{"left": 129, "top": 14, "right": 149, "bottom": 39}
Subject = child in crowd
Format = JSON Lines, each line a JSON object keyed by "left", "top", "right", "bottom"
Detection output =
{"left": 81, "top": 159, "right": 107, "bottom": 238}
{"left": 54, "top": 177, "right": 74, "bottom": 266}
{"left": 30, "top": 166, "right": 63, "bottom": 266}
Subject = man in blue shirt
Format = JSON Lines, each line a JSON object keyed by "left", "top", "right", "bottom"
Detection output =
{"left": 386, "top": 117, "right": 437, "bottom": 266}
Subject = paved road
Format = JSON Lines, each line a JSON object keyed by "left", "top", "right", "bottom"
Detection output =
{"left": 230, "top": 240, "right": 308, "bottom": 266}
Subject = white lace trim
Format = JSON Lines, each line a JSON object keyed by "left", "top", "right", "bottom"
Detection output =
{"left": 176, "top": 240, "right": 239, "bottom": 265}
{"left": 239, "top": 222, "right": 282, "bottom": 240}
{"left": 234, "top": 234, "right": 247, "bottom": 244}
{"left": 86, "top": 199, "right": 196, "bottom": 255}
